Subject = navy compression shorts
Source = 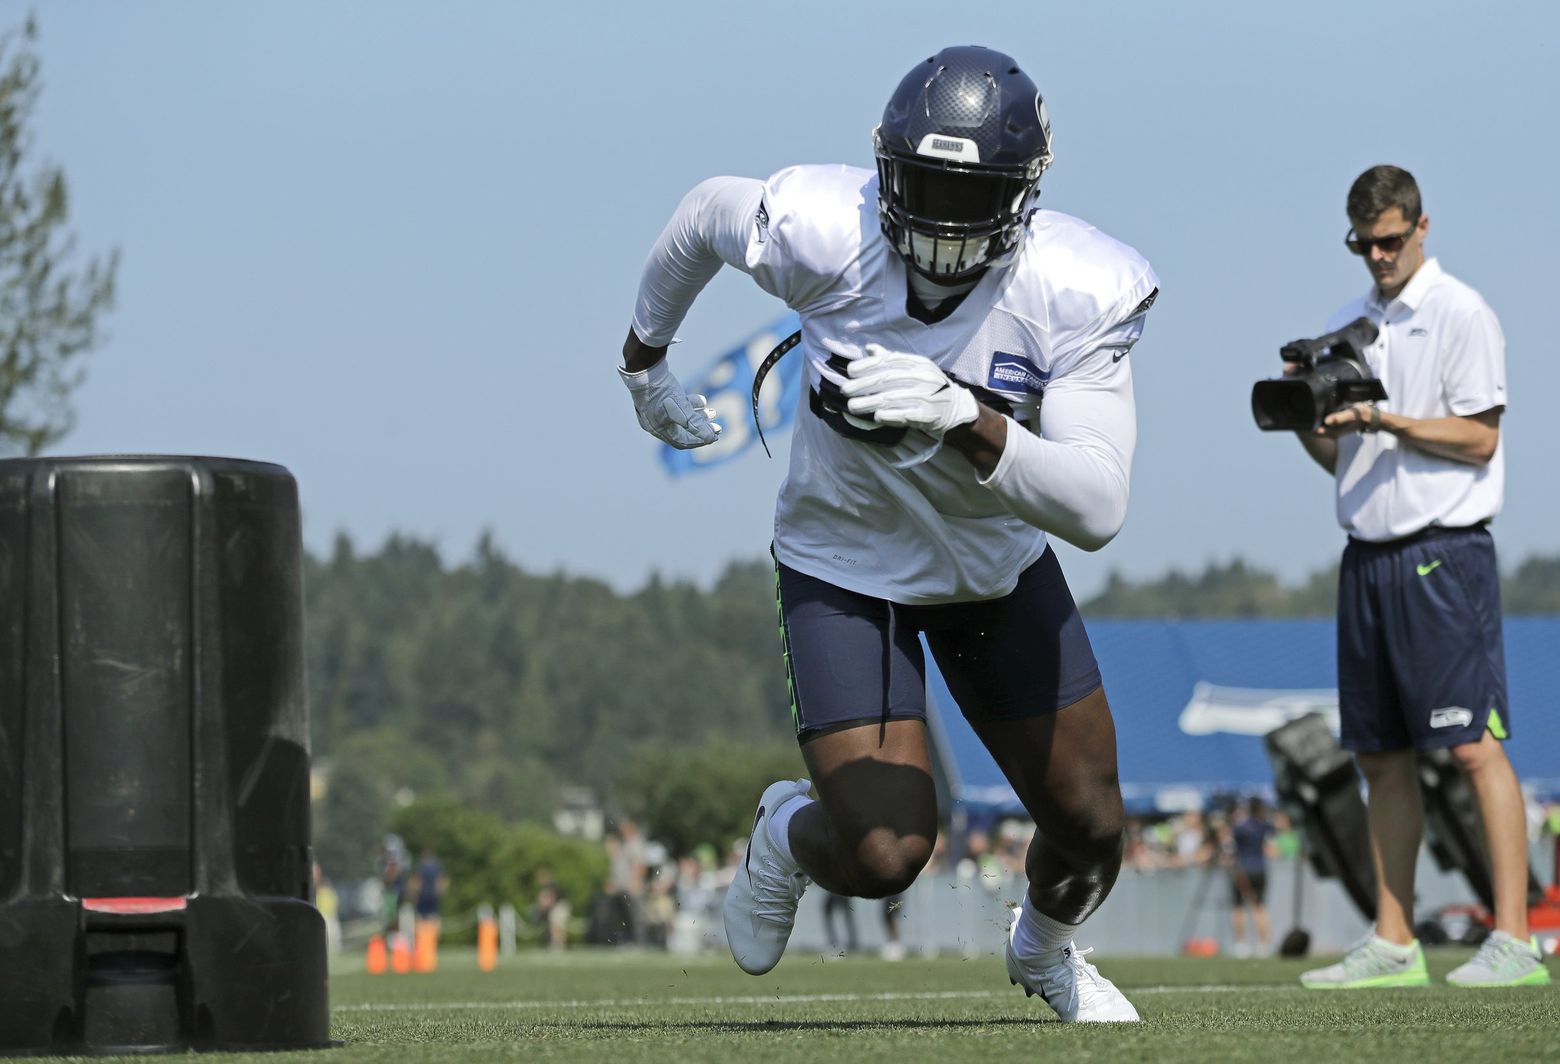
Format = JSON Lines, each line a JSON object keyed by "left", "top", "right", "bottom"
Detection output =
{"left": 774, "top": 547, "right": 1103, "bottom": 743}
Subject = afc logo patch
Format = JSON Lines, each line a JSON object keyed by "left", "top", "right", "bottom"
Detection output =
{"left": 987, "top": 351, "right": 1048, "bottom": 396}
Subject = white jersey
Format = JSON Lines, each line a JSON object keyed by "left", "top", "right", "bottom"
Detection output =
{"left": 1327, "top": 257, "right": 1506, "bottom": 542}
{"left": 633, "top": 165, "right": 1159, "bottom": 604}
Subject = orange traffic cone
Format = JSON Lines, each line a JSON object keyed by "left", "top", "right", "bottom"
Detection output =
{"left": 477, "top": 913, "right": 498, "bottom": 972}
{"left": 390, "top": 931, "right": 413, "bottom": 973}
{"left": 365, "top": 934, "right": 388, "bottom": 975}
{"left": 414, "top": 921, "right": 439, "bottom": 973}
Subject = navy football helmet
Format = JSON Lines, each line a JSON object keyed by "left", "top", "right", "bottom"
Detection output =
{"left": 874, "top": 46, "right": 1053, "bottom": 282}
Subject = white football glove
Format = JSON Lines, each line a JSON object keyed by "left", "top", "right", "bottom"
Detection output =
{"left": 838, "top": 345, "right": 978, "bottom": 439}
{"left": 618, "top": 358, "right": 722, "bottom": 449}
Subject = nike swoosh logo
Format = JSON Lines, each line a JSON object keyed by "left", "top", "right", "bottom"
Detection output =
{"left": 745, "top": 805, "right": 765, "bottom": 876}
{"left": 1417, "top": 560, "right": 1442, "bottom": 576}
{"left": 1112, "top": 350, "right": 1128, "bottom": 362}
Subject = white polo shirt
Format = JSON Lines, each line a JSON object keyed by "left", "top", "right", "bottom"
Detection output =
{"left": 1327, "top": 257, "right": 1507, "bottom": 542}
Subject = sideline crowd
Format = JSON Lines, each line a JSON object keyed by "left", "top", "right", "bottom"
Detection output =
{"left": 323, "top": 796, "right": 1560, "bottom": 957}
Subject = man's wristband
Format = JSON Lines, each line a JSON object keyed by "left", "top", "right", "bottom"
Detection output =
{"left": 1363, "top": 404, "right": 1382, "bottom": 433}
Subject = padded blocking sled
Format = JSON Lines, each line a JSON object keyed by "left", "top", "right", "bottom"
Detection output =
{"left": 0, "top": 456, "right": 329, "bottom": 1055}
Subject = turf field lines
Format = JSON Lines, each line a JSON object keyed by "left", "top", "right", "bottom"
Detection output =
{"left": 335, "top": 983, "right": 1301, "bottom": 1012}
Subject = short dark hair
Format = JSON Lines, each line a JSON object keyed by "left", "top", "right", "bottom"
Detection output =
{"left": 1347, "top": 165, "right": 1422, "bottom": 225}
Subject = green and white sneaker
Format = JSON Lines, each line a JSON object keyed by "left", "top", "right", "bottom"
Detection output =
{"left": 1446, "top": 931, "right": 1552, "bottom": 987}
{"left": 1300, "top": 935, "right": 1429, "bottom": 989}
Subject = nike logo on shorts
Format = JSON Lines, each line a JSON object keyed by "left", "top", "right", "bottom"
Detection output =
{"left": 1417, "top": 560, "right": 1442, "bottom": 576}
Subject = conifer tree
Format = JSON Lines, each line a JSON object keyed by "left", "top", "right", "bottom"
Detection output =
{"left": 0, "top": 17, "right": 116, "bottom": 454}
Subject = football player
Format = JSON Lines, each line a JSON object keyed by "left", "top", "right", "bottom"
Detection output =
{"left": 618, "top": 46, "right": 1157, "bottom": 1022}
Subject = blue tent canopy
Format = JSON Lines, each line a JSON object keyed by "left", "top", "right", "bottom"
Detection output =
{"left": 927, "top": 617, "right": 1560, "bottom": 816}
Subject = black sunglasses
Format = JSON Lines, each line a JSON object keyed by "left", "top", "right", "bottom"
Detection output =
{"left": 1345, "top": 221, "right": 1419, "bottom": 256}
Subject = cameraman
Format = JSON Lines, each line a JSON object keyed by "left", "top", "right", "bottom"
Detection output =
{"left": 1295, "top": 166, "right": 1547, "bottom": 990}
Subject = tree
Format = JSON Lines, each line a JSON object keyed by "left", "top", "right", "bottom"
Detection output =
{"left": 0, "top": 17, "right": 117, "bottom": 454}
{"left": 613, "top": 738, "right": 807, "bottom": 858}
{"left": 389, "top": 798, "right": 607, "bottom": 941}
{"left": 1083, "top": 559, "right": 1292, "bottom": 618}
{"left": 1504, "top": 555, "right": 1560, "bottom": 615}
{"left": 312, "top": 727, "right": 450, "bottom": 881}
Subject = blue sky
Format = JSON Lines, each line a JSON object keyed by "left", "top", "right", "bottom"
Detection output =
{"left": 27, "top": 1, "right": 1560, "bottom": 597}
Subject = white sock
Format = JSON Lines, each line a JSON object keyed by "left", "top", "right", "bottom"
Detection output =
{"left": 1012, "top": 900, "right": 1080, "bottom": 965}
{"left": 766, "top": 795, "right": 812, "bottom": 868}
{"left": 1371, "top": 934, "right": 1418, "bottom": 954}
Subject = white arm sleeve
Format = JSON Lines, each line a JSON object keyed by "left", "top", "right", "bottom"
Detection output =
{"left": 631, "top": 176, "right": 765, "bottom": 347}
{"left": 977, "top": 323, "right": 1140, "bottom": 551}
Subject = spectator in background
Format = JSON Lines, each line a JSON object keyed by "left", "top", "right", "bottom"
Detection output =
{"left": 593, "top": 832, "right": 639, "bottom": 944}
{"left": 714, "top": 836, "right": 746, "bottom": 898}
{"left": 530, "top": 869, "right": 571, "bottom": 951}
{"left": 642, "top": 872, "right": 678, "bottom": 949}
{"left": 407, "top": 847, "right": 449, "bottom": 931}
{"left": 996, "top": 819, "right": 1033, "bottom": 876}
{"left": 600, "top": 826, "right": 659, "bottom": 945}
{"left": 675, "top": 852, "right": 718, "bottom": 921}
{"left": 1228, "top": 797, "right": 1277, "bottom": 958}
{"left": 821, "top": 891, "right": 858, "bottom": 954}
{"left": 313, "top": 863, "right": 341, "bottom": 955}
{"left": 586, "top": 867, "right": 639, "bottom": 945}
{"left": 378, "top": 848, "right": 406, "bottom": 935}
{"left": 880, "top": 894, "right": 907, "bottom": 962}
{"left": 1173, "top": 810, "right": 1214, "bottom": 869}
{"left": 1121, "top": 818, "right": 1150, "bottom": 872}
{"left": 1147, "top": 816, "right": 1178, "bottom": 857}
{"left": 615, "top": 818, "right": 651, "bottom": 898}
{"left": 1270, "top": 809, "right": 1301, "bottom": 860}
{"left": 958, "top": 829, "right": 1004, "bottom": 893}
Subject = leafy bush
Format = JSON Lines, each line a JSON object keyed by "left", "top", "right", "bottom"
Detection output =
{"left": 388, "top": 797, "right": 606, "bottom": 942}
{"left": 613, "top": 738, "right": 806, "bottom": 859}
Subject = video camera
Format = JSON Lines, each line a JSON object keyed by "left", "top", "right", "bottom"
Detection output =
{"left": 1251, "top": 317, "right": 1386, "bottom": 432}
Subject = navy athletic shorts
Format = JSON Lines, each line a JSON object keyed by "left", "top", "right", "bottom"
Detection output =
{"left": 774, "top": 547, "right": 1103, "bottom": 743}
{"left": 1337, "top": 524, "right": 1510, "bottom": 754}
{"left": 1230, "top": 869, "right": 1268, "bottom": 907}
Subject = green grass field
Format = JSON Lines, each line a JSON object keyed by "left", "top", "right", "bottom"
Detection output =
{"left": 71, "top": 947, "right": 1559, "bottom": 1063}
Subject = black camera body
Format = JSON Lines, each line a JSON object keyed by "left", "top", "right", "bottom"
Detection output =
{"left": 1251, "top": 317, "right": 1387, "bottom": 432}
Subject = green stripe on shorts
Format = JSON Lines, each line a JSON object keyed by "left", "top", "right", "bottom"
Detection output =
{"left": 774, "top": 562, "right": 800, "bottom": 734}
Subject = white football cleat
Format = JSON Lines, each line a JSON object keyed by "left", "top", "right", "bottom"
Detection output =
{"left": 1005, "top": 905, "right": 1140, "bottom": 1022}
{"left": 722, "top": 778, "right": 813, "bottom": 975}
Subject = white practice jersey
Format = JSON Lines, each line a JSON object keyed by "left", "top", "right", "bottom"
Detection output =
{"left": 633, "top": 165, "right": 1159, "bottom": 604}
{"left": 1327, "top": 257, "right": 1507, "bottom": 541}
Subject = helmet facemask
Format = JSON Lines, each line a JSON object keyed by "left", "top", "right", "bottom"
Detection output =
{"left": 875, "top": 138, "right": 1043, "bottom": 281}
